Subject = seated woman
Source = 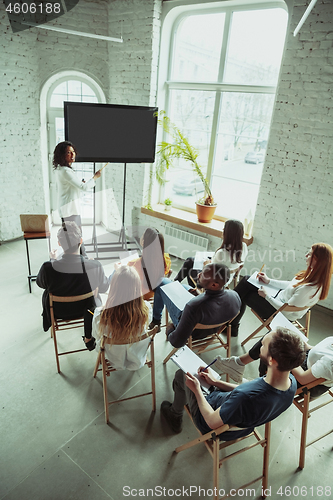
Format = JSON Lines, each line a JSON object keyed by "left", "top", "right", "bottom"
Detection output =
{"left": 229, "top": 242, "right": 333, "bottom": 337}
{"left": 174, "top": 219, "right": 248, "bottom": 288}
{"left": 92, "top": 266, "right": 152, "bottom": 370}
{"left": 127, "top": 227, "right": 171, "bottom": 300}
{"left": 216, "top": 335, "right": 333, "bottom": 399}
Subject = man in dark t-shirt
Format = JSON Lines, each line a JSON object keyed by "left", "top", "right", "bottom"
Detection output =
{"left": 161, "top": 328, "right": 307, "bottom": 437}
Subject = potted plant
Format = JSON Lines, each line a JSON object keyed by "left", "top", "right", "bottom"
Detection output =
{"left": 155, "top": 112, "right": 217, "bottom": 223}
{"left": 164, "top": 197, "right": 172, "bottom": 211}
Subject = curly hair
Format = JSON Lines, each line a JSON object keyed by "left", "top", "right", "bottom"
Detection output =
{"left": 53, "top": 141, "right": 77, "bottom": 169}
{"left": 268, "top": 328, "right": 307, "bottom": 372}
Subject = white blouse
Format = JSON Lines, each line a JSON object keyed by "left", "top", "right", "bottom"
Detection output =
{"left": 92, "top": 302, "right": 153, "bottom": 371}
{"left": 265, "top": 277, "right": 321, "bottom": 321}
{"left": 213, "top": 242, "right": 248, "bottom": 285}
{"left": 54, "top": 166, "right": 95, "bottom": 218}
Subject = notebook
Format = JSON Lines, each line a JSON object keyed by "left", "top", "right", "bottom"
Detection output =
{"left": 171, "top": 345, "right": 219, "bottom": 391}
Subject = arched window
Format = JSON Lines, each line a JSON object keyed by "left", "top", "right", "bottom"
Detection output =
{"left": 41, "top": 72, "right": 105, "bottom": 224}
{"left": 159, "top": 2, "right": 288, "bottom": 223}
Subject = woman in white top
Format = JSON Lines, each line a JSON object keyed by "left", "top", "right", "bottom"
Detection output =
{"left": 174, "top": 219, "right": 248, "bottom": 287}
{"left": 92, "top": 266, "right": 153, "bottom": 370}
{"left": 229, "top": 242, "right": 333, "bottom": 337}
{"left": 53, "top": 141, "right": 102, "bottom": 256}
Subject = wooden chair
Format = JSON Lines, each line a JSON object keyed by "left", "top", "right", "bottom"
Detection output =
{"left": 163, "top": 315, "right": 239, "bottom": 383}
{"left": 93, "top": 325, "right": 159, "bottom": 424}
{"left": 175, "top": 405, "right": 271, "bottom": 500}
{"left": 49, "top": 288, "right": 98, "bottom": 373}
{"left": 293, "top": 379, "right": 333, "bottom": 469}
{"left": 20, "top": 214, "right": 51, "bottom": 292}
{"left": 241, "top": 304, "right": 311, "bottom": 346}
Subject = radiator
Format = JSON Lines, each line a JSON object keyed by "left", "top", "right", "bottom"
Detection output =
{"left": 164, "top": 226, "right": 209, "bottom": 259}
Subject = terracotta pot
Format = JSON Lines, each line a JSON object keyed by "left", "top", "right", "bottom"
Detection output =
{"left": 195, "top": 202, "right": 217, "bottom": 223}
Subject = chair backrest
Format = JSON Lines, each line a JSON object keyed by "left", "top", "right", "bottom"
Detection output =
{"left": 50, "top": 288, "right": 98, "bottom": 304}
{"left": 101, "top": 324, "right": 159, "bottom": 347}
{"left": 20, "top": 214, "right": 50, "bottom": 234}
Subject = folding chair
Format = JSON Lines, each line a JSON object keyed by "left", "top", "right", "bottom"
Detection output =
{"left": 175, "top": 405, "right": 271, "bottom": 500}
{"left": 293, "top": 378, "right": 333, "bottom": 469}
{"left": 93, "top": 325, "right": 159, "bottom": 424}
{"left": 49, "top": 288, "right": 98, "bottom": 373}
{"left": 241, "top": 304, "right": 310, "bottom": 347}
{"left": 163, "top": 315, "right": 239, "bottom": 382}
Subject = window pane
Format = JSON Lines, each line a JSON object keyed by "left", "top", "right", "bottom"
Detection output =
{"left": 82, "top": 83, "right": 96, "bottom": 96}
{"left": 212, "top": 92, "right": 275, "bottom": 220}
{"left": 163, "top": 89, "right": 215, "bottom": 209}
{"left": 68, "top": 80, "right": 82, "bottom": 95}
{"left": 171, "top": 13, "right": 225, "bottom": 82}
{"left": 50, "top": 94, "right": 66, "bottom": 108}
{"left": 53, "top": 82, "right": 67, "bottom": 94}
{"left": 224, "top": 9, "right": 288, "bottom": 86}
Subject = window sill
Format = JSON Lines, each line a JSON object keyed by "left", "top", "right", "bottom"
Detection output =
{"left": 141, "top": 204, "right": 253, "bottom": 245}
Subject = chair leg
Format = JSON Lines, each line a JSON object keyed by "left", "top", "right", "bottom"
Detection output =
{"left": 212, "top": 437, "right": 219, "bottom": 500}
{"left": 163, "top": 347, "right": 178, "bottom": 364}
{"left": 262, "top": 421, "right": 271, "bottom": 496}
{"left": 299, "top": 390, "right": 310, "bottom": 469}
{"left": 101, "top": 353, "right": 110, "bottom": 424}
{"left": 305, "top": 310, "right": 311, "bottom": 338}
{"left": 93, "top": 352, "right": 101, "bottom": 378}
{"left": 150, "top": 341, "right": 156, "bottom": 412}
{"left": 52, "top": 328, "right": 61, "bottom": 373}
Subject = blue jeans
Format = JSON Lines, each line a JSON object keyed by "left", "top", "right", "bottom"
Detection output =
{"left": 152, "top": 278, "right": 190, "bottom": 323}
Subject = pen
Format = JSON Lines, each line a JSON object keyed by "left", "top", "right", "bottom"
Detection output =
{"left": 87, "top": 309, "right": 94, "bottom": 316}
{"left": 257, "top": 263, "right": 265, "bottom": 279}
{"left": 200, "top": 358, "right": 217, "bottom": 371}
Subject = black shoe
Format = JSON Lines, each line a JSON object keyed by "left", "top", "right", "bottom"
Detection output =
{"left": 148, "top": 319, "right": 161, "bottom": 333}
{"left": 161, "top": 401, "right": 183, "bottom": 433}
{"left": 83, "top": 336, "right": 96, "bottom": 351}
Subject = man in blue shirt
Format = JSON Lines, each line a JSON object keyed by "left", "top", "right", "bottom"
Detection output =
{"left": 161, "top": 328, "right": 306, "bottom": 437}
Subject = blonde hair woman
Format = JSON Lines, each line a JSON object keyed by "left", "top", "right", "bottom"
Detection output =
{"left": 92, "top": 266, "right": 152, "bottom": 370}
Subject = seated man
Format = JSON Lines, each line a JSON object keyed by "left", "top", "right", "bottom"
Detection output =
{"left": 217, "top": 335, "right": 333, "bottom": 397}
{"left": 37, "top": 221, "right": 110, "bottom": 350}
{"left": 151, "top": 263, "right": 241, "bottom": 348}
{"left": 161, "top": 327, "right": 306, "bottom": 436}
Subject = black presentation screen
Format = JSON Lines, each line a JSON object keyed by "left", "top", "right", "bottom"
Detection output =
{"left": 64, "top": 102, "right": 158, "bottom": 163}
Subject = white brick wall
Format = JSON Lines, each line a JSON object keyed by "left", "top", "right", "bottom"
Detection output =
{"left": 0, "top": 0, "right": 161, "bottom": 242}
{"left": 252, "top": 0, "right": 333, "bottom": 309}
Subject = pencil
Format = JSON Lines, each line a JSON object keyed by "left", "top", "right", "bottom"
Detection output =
{"left": 257, "top": 264, "right": 265, "bottom": 279}
{"left": 87, "top": 309, "right": 94, "bottom": 316}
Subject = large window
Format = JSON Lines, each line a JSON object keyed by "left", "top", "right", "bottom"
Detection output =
{"left": 161, "top": 4, "right": 288, "bottom": 221}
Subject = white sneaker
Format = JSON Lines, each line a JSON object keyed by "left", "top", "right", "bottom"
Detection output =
{"left": 215, "top": 356, "right": 245, "bottom": 383}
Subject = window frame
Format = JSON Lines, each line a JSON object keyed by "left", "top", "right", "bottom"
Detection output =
{"left": 157, "top": 0, "right": 288, "bottom": 220}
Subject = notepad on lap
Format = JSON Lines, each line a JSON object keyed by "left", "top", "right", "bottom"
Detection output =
{"left": 160, "top": 281, "right": 193, "bottom": 311}
{"left": 193, "top": 251, "right": 215, "bottom": 270}
{"left": 247, "top": 272, "right": 281, "bottom": 298}
{"left": 171, "top": 346, "right": 219, "bottom": 391}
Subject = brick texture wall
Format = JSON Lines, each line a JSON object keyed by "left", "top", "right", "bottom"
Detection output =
{"left": 252, "top": 0, "right": 333, "bottom": 309}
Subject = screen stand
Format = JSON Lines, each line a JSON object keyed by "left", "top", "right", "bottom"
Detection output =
{"left": 86, "top": 162, "right": 140, "bottom": 259}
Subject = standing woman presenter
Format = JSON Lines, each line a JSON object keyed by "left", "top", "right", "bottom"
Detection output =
{"left": 53, "top": 141, "right": 102, "bottom": 256}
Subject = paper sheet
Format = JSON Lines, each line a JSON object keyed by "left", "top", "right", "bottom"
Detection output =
{"left": 171, "top": 345, "right": 219, "bottom": 391}
{"left": 193, "top": 251, "right": 215, "bottom": 270}
{"left": 247, "top": 272, "right": 281, "bottom": 298}
{"left": 160, "top": 281, "right": 193, "bottom": 312}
